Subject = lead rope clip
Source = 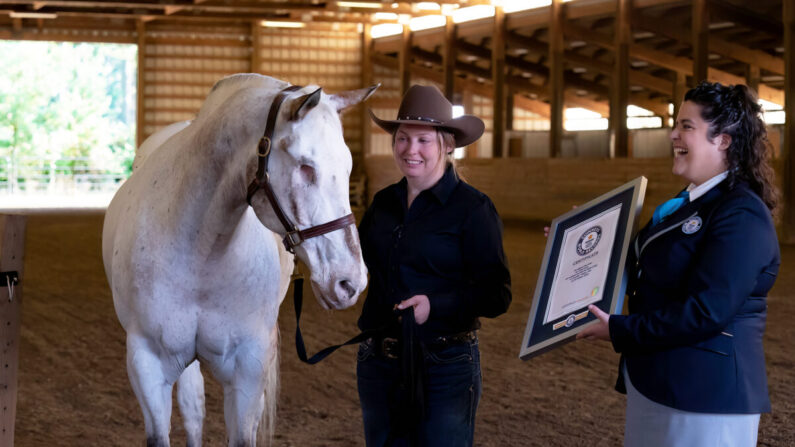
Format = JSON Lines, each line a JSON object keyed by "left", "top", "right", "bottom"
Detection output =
{"left": 6, "top": 274, "right": 14, "bottom": 302}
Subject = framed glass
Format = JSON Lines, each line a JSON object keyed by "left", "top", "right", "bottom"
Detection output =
{"left": 519, "top": 177, "right": 647, "bottom": 360}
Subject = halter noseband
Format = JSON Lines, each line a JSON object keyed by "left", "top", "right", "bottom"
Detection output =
{"left": 246, "top": 85, "right": 356, "bottom": 253}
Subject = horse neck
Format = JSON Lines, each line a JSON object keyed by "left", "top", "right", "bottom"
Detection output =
{"left": 174, "top": 120, "right": 263, "bottom": 251}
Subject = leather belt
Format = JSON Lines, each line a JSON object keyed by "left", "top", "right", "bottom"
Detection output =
{"left": 373, "top": 330, "right": 477, "bottom": 360}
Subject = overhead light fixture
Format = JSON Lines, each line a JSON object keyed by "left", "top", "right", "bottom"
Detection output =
{"left": 409, "top": 14, "right": 445, "bottom": 31}
{"left": 453, "top": 5, "right": 494, "bottom": 24}
{"left": 374, "top": 12, "right": 398, "bottom": 21}
{"left": 337, "top": 1, "right": 383, "bottom": 8}
{"left": 261, "top": 21, "right": 306, "bottom": 28}
{"left": 371, "top": 23, "right": 403, "bottom": 38}
{"left": 416, "top": 2, "right": 441, "bottom": 10}
{"left": 9, "top": 11, "right": 57, "bottom": 19}
{"left": 373, "top": 12, "right": 397, "bottom": 20}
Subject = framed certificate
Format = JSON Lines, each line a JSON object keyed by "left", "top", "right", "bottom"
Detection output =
{"left": 519, "top": 177, "right": 647, "bottom": 360}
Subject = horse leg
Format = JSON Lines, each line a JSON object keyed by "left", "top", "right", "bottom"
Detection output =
{"left": 177, "top": 360, "right": 205, "bottom": 447}
{"left": 221, "top": 332, "right": 278, "bottom": 447}
{"left": 126, "top": 334, "right": 178, "bottom": 447}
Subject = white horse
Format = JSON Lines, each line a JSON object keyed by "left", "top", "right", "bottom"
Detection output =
{"left": 102, "top": 73, "right": 376, "bottom": 446}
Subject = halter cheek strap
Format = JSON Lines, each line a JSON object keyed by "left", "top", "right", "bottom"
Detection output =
{"left": 245, "top": 85, "right": 355, "bottom": 253}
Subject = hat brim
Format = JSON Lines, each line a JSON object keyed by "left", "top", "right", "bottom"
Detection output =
{"left": 369, "top": 109, "right": 485, "bottom": 148}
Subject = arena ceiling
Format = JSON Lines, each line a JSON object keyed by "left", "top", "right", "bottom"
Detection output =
{"left": 0, "top": 0, "right": 787, "bottom": 117}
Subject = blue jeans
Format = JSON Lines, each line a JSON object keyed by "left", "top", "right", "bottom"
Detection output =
{"left": 356, "top": 337, "right": 482, "bottom": 447}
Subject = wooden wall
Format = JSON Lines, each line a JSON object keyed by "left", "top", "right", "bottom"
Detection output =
{"left": 365, "top": 155, "right": 784, "bottom": 228}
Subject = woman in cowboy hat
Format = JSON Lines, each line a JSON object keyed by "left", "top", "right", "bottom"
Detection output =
{"left": 355, "top": 84, "right": 512, "bottom": 446}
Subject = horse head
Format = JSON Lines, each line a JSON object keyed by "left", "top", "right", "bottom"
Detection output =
{"left": 247, "top": 83, "right": 378, "bottom": 310}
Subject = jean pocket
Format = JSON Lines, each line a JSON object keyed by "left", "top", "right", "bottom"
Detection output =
{"left": 424, "top": 343, "right": 473, "bottom": 365}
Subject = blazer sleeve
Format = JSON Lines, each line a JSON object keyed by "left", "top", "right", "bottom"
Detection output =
{"left": 609, "top": 196, "right": 777, "bottom": 354}
{"left": 429, "top": 197, "right": 512, "bottom": 322}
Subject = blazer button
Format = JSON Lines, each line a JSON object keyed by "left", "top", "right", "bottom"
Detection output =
{"left": 631, "top": 290, "right": 637, "bottom": 297}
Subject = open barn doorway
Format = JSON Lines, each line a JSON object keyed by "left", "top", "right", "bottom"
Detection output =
{"left": 0, "top": 41, "right": 136, "bottom": 210}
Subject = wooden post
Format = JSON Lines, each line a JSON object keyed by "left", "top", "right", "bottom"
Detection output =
{"left": 673, "top": 71, "right": 687, "bottom": 126}
{"left": 783, "top": 0, "right": 795, "bottom": 242}
{"left": 443, "top": 15, "right": 456, "bottom": 102}
{"left": 549, "top": 0, "right": 565, "bottom": 158}
{"left": 492, "top": 5, "right": 506, "bottom": 158}
{"left": 610, "top": 0, "right": 631, "bottom": 158}
{"left": 462, "top": 90, "right": 474, "bottom": 158}
{"left": 692, "top": 0, "right": 709, "bottom": 85}
{"left": 0, "top": 214, "right": 27, "bottom": 447}
{"left": 360, "top": 23, "right": 373, "bottom": 176}
{"left": 250, "top": 19, "right": 262, "bottom": 74}
{"left": 746, "top": 64, "right": 761, "bottom": 94}
{"left": 400, "top": 24, "right": 412, "bottom": 95}
{"left": 506, "top": 87, "right": 515, "bottom": 132}
{"left": 136, "top": 19, "right": 146, "bottom": 148}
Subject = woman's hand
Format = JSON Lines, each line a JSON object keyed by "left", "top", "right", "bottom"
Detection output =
{"left": 397, "top": 295, "right": 431, "bottom": 325}
{"left": 577, "top": 304, "right": 611, "bottom": 341}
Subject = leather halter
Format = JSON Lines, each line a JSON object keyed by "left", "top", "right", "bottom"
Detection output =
{"left": 246, "top": 85, "right": 356, "bottom": 253}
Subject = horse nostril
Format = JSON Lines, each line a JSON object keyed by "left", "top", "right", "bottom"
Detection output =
{"left": 337, "top": 279, "right": 356, "bottom": 300}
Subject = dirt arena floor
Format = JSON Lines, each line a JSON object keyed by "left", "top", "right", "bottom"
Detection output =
{"left": 10, "top": 211, "right": 795, "bottom": 446}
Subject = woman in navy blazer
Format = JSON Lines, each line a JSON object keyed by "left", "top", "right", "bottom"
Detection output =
{"left": 579, "top": 81, "right": 780, "bottom": 446}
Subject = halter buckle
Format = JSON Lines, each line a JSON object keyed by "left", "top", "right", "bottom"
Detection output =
{"left": 283, "top": 229, "right": 303, "bottom": 252}
{"left": 258, "top": 136, "right": 272, "bottom": 157}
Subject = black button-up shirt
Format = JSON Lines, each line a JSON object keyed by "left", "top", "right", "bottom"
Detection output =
{"left": 357, "top": 164, "right": 512, "bottom": 341}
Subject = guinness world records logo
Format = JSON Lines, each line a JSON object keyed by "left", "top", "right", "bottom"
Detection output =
{"left": 576, "top": 226, "right": 602, "bottom": 255}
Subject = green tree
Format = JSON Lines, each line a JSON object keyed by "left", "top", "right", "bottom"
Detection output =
{"left": 0, "top": 41, "right": 136, "bottom": 193}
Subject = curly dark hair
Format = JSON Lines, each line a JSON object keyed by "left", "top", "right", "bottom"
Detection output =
{"left": 684, "top": 81, "right": 778, "bottom": 211}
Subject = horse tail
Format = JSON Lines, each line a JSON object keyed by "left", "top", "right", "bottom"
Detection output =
{"left": 258, "top": 325, "right": 280, "bottom": 446}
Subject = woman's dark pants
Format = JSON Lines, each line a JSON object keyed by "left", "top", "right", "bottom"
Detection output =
{"left": 356, "top": 337, "right": 482, "bottom": 447}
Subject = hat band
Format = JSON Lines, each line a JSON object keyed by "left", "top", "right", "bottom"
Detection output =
{"left": 398, "top": 115, "right": 443, "bottom": 124}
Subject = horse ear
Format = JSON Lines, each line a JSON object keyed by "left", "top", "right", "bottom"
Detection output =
{"left": 330, "top": 83, "right": 381, "bottom": 114}
{"left": 290, "top": 87, "right": 323, "bottom": 121}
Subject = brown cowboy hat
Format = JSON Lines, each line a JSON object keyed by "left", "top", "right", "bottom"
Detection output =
{"left": 369, "top": 85, "right": 485, "bottom": 147}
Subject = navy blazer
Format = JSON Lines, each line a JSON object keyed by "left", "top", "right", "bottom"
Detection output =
{"left": 609, "top": 180, "right": 779, "bottom": 414}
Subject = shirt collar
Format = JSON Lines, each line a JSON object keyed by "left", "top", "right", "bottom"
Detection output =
{"left": 686, "top": 170, "right": 728, "bottom": 202}
{"left": 395, "top": 163, "right": 459, "bottom": 205}
{"left": 428, "top": 164, "right": 459, "bottom": 204}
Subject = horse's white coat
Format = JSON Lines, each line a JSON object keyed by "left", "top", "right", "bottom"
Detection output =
{"left": 102, "top": 74, "right": 375, "bottom": 446}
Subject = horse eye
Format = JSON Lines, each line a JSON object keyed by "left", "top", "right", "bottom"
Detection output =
{"left": 299, "top": 164, "right": 316, "bottom": 184}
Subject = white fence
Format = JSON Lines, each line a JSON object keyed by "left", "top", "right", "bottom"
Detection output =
{"left": 0, "top": 156, "right": 127, "bottom": 195}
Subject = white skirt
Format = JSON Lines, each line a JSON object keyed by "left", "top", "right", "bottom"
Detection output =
{"left": 623, "top": 365, "right": 760, "bottom": 447}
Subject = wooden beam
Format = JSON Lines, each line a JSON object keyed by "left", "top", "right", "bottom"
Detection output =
{"left": 250, "top": 20, "right": 261, "bottom": 74}
{"left": 136, "top": 19, "right": 146, "bottom": 147}
{"left": 549, "top": 0, "right": 565, "bottom": 158}
{"left": 0, "top": 214, "right": 26, "bottom": 447}
{"left": 565, "top": 23, "right": 785, "bottom": 105}
{"left": 443, "top": 15, "right": 455, "bottom": 102}
{"left": 372, "top": 53, "right": 551, "bottom": 118}
{"left": 400, "top": 24, "right": 411, "bottom": 95}
{"left": 514, "top": 94, "right": 549, "bottom": 118}
{"left": 631, "top": 11, "right": 784, "bottom": 76}
{"left": 492, "top": 5, "right": 506, "bottom": 158}
{"left": 746, "top": 64, "right": 760, "bottom": 94}
{"left": 692, "top": 0, "right": 709, "bottom": 85}
{"left": 708, "top": 0, "right": 782, "bottom": 38}
{"left": 673, "top": 71, "right": 686, "bottom": 123}
{"left": 361, "top": 23, "right": 373, "bottom": 168}
{"left": 783, "top": 0, "right": 795, "bottom": 241}
{"left": 610, "top": 0, "right": 630, "bottom": 158}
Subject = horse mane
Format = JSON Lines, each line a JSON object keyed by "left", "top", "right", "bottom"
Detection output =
{"left": 197, "top": 73, "right": 289, "bottom": 121}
